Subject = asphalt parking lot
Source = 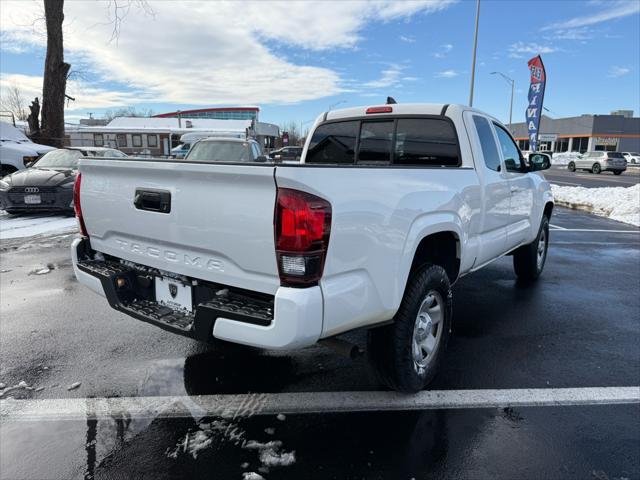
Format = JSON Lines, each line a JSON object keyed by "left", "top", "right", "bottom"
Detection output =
{"left": 1, "top": 206, "right": 639, "bottom": 480}
{"left": 544, "top": 164, "right": 640, "bottom": 188}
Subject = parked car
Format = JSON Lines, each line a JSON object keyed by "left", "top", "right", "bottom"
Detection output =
{"left": 0, "top": 147, "right": 127, "bottom": 214}
{"left": 622, "top": 152, "right": 640, "bottom": 164}
{"left": 71, "top": 103, "right": 553, "bottom": 393}
{"left": 0, "top": 121, "right": 56, "bottom": 176}
{"left": 184, "top": 137, "right": 268, "bottom": 162}
{"left": 567, "top": 151, "right": 627, "bottom": 175}
{"left": 269, "top": 146, "right": 303, "bottom": 162}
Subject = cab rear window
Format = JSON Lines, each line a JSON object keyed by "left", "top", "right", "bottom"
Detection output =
{"left": 306, "top": 117, "right": 460, "bottom": 166}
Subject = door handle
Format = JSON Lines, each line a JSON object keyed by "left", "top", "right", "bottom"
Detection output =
{"left": 134, "top": 188, "right": 171, "bottom": 213}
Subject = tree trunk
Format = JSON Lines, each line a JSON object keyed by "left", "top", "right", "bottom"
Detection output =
{"left": 40, "top": 0, "right": 70, "bottom": 148}
{"left": 26, "top": 98, "right": 41, "bottom": 141}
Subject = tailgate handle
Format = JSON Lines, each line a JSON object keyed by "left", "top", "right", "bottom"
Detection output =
{"left": 134, "top": 189, "right": 171, "bottom": 213}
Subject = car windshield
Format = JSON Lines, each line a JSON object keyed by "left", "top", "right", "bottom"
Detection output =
{"left": 185, "top": 141, "right": 253, "bottom": 162}
{"left": 33, "top": 149, "right": 84, "bottom": 168}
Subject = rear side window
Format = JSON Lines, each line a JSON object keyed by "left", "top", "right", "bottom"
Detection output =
{"left": 395, "top": 118, "right": 459, "bottom": 166}
{"left": 358, "top": 121, "right": 393, "bottom": 164}
{"left": 473, "top": 115, "right": 501, "bottom": 171}
{"left": 306, "top": 121, "right": 358, "bottom": 164}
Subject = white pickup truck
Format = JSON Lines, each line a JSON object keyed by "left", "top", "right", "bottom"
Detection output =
{"left": 72, "top": 103, "right": 553, "bottom": 392}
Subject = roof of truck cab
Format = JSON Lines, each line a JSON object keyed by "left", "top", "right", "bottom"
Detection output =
{"left": 322, "top": 103, "right": 494, "bottom": 122}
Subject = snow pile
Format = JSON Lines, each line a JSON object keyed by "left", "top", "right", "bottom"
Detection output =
{"left": 243, "top": 440, "right": 296, "bottom": 467}
{"left": 551, "top": 184, "right": 640, "bottom": 226}
{"left": 550, "top": 152, "right": 582, "bottom": 166}
{"left": 0, "top": 212, "right": 77, "bottom": 240}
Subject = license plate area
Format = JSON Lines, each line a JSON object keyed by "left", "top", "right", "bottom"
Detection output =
{"left": 24, "top": 194, "right": 41, "bottom": 204}
{"left": 155, "top": 277, "right": 193, "bottom": 312}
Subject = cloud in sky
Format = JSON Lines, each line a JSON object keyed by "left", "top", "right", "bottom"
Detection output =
{"left": 0, "top": 0, "right": 455, "bottom": 108}
{"left": 508, "top": 41, "right": 557, "bottom": 59}
{"left": 363, "top": 64, "right": 405, "bottom": 88}
{"left": 433, "top": 43, "right": 453, "bottom": 58}
{"left": 542, "top": 0, "right": 640, "bottom": 31}
{"left": 399, "top": 35, "right": 416, "bottom": 43}
{"left": 434, "top": 69, "right": 458, "bottom": 78}
{"left": 608, "top": 66, "right": 631, "bottom": 78}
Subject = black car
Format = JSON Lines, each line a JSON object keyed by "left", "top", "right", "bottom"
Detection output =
{"left": 269, "top": 146, "right": 303, "bottom": 162}
{"left": 0, "top": 147, "right": 126, "bottom": 214}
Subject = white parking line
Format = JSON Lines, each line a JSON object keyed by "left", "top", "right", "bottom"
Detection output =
{"left": 549, "top": 226, "right": 639, "bottom": 233}
{"left": 2, "top": 387, "right": 639, "bottom": 421}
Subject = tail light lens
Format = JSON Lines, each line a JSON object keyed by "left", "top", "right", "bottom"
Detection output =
{"left": 275, "top": 188, "right": 331, "bottom": 287}
{"left": 73, "top": 173, "right": 89, "bottom": 237}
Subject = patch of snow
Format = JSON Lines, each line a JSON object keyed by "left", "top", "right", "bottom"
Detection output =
{"left": 551, "top": 184, "right": 640, "bottom": 226}
{"left": 32, "top": 267, "right": 51, "bottom": 275}
{"left": 276, "top": 414, "right": 286, "bottom": 421}
{"left": 0, "top": 213, "right": 77, "bottom": 240}
{"left": 550, "top": 152, "right": 582, "bottom": 166}
{"left": 67, "top": 382, "right": 81, "bottom": 390}
{"left": 0, "top": 383, "right": 5, "bottom": 389}
{"left": 264, "top": 428, "right": 275, "bottom": 435}
{"left": 242, "top": 473, "right": 265, "bottom": 480}
{"left": 243, "top": 439, "right": 295, "bottom": 468}
{"left": 240, "top": 462, "right": 250, "bottom": 469}
{"left": 0, "top": 380, "right": 32, "bottom": 397}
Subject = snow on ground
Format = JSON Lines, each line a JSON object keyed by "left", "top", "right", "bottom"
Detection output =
{"left": 0, "top": 211, "right": 77, "bottom": 240}
{"left": 551, "top": 183, "right": 640, "bottom": 226}
{"left": 550, "top": 152, "right": 582, "bottom": 166}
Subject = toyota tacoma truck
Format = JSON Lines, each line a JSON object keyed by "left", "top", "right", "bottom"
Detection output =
{"left": 71, "top": 103, "right": 553, "bottom": 392}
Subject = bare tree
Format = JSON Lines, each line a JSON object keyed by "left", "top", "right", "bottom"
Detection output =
{"left": 38, "top": 0, "right": 70, "bottom": 147}
{"left": 0, "top": 84, "right": 29, "bottom": 121}
{"left": 103, "top": 106, "right": 155, "bottom": 123}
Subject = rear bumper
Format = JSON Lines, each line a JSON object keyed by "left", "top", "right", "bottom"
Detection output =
{"left": 71, "top": 237, "right": 322, "bottom": 350}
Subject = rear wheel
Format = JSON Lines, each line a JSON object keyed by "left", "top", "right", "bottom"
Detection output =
{"left": 367, "top": 264, "right": 452, "bottom": 393}
{"left": 567, "top": 161, "right": 576, "bottom": 172}
{"left": 613, "top": 170, "right": 622, "bottom": 175}
{"left": 592, "top": 163, "right": 601, "bottom": 174}
{"left": 513, "top": 215, "right": 549, "bottom": 282}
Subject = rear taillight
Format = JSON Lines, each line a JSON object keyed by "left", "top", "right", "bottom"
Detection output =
{"left": 73, "top": 173, "right": 89, "bottom": 237}
{"left": 366, "top": 106, "right": 393, "bottom": 114}
{"left": 275, "top": 188, "right": 331, "bottom": 287}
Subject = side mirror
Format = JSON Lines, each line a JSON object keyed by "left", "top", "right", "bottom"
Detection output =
{"left": 256, "top": 155, "right": 269, "bottom": 162}
{"left": 529, "top": 153, "right": 551, "bottom": 171}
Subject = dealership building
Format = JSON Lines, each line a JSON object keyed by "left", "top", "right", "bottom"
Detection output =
{"left": 510, "top": 111, "right": 640, "bottom": 153}
{"left": 153, "top": 106, "right": 259, "bottom": 121}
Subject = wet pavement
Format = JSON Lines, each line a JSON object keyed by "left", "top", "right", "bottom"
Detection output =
{"left": 544, "top": 165, "right": 640, "bottom": 188}
{"left": 1, "top": 207, "right": 639, "bottom": 479}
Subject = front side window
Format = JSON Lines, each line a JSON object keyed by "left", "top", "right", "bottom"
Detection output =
{"left": 473, "top": 116, "right": 501, "bottom": 172}
{"left": 185, "top": 141, "right": 253, "bottom": 162}
{"left": 132, "top": 134, "right": 142, "bottom": 147}
{"left": 94, "top": 133, "right": 104, "bottom": 147}
{"left": 116, "top": 134, "right": 127, "bottom": 148}
{"left": 494, "top": 123, "right": 524, "bottom": 172}
{"left": 394, "top": 118, "right": 459, "bottom": 166}
{"left": 358, "top": 121, "right": 393, "bottom": 164}
{"left": 306, "top": 121, "right": 358, "bottom": 164}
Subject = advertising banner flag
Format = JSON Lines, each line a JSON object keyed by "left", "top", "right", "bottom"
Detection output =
{"left": 526, "top": 55, "right": 546, "bottom": 152}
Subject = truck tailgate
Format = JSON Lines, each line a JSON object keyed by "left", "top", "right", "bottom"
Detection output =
{"left": 79, "top": 159, "right": 279, "bottom": 294}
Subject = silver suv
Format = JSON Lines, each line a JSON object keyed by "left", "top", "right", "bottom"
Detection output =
{"left": 568, "top": 151, "right": 627, "bottom": 175}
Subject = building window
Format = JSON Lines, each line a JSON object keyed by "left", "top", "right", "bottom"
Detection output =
{"left": 94, "top": 133, "right": 104, "bottom": 147}
{"left": 117, "top": 134, "right": 127, "bottom": 148}
{"left": 147, "top": 134, "right": 158, "bottom": 147}
{"left": 555, "top": 138, "right": 569, "bottom": 153}
{"left": 132, "top": 134, "right": 142, "bottom": 147}
{"left": 570, "top": 137, "right": 589, "bottom": 153}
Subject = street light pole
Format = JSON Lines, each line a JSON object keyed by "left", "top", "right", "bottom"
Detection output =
{"left": 491, "top": 71, "right": 515, "bottom": 131}
{"left": 468, "top": 0, "right": 481, "bottom": 107}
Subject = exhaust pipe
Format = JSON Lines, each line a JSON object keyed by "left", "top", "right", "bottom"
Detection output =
{"left": 319, "top": 337, "right": 363, "bottom": 360}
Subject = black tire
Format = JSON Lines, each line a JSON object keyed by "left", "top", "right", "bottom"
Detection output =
{"left": 592, "top": 163, "right": 601, "bottom": 174}
{"left": 613, "top": 170, "right": 622, "bottom": 175}
{"left": 367, "top": 264, "right": 452, "bottom": 393}
{"left": 567, "top": 161, "right": 576, "bottom": 172}
{"left": 513, "top": 215, "right": 549, "bottom": 282}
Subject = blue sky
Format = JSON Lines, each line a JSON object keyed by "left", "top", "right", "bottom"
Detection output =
{"left": 1, "top": 0, "right": 638, "bottom": 128}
